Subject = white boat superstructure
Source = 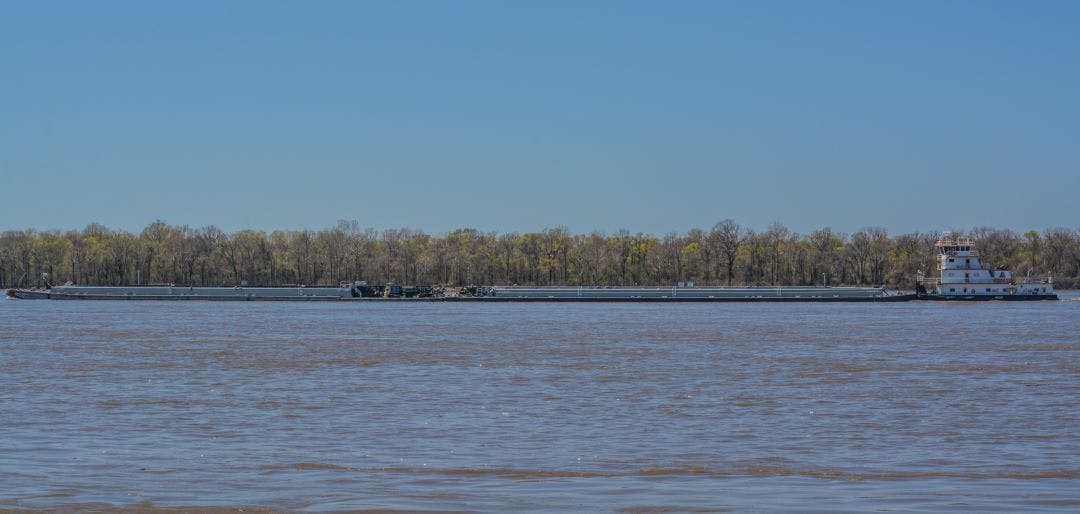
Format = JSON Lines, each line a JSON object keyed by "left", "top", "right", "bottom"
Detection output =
{"left": 918, "top": 237, "right": 1055, "bottom": 299}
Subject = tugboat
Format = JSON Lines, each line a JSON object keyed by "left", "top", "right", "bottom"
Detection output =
{"left": 916, "top": 237, "right": 1057, "bottom": 300}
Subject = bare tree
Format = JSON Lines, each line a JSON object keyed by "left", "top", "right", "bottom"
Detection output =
{"left": 711, "top": 220, "right": 744, "bottom": 286}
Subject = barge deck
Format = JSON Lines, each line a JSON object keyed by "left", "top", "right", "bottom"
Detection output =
{"left": 7, "top": 285, "right": 915, "bottom": 302}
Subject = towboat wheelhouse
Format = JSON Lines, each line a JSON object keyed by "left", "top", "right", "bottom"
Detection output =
{"left": 917, "top": 237, "right": 1056, "bottom": 299}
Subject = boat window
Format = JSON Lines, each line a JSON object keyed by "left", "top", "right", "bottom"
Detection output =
{"left": 949, "top": 288, "right": 955, "bottom": 292}
{"left": 948, "top": 258, "right": 955, "bottom": 262}
{"left": 985, "top": 288, "right": 991, "bottom": 292}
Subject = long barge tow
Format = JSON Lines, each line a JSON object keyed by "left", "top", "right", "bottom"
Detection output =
{"left": 5, "top": 284, "right": 1059, "bottom": 302}
{"left": 6, "top": 283, "right": 911, "bottom": 302}
{"left": 5, "top": 235, "right": 1060, "bottom": 302}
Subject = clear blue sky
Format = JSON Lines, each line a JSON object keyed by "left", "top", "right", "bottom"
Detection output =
{"left": 2, "top": 1, "right": 1078, "bottom": 236}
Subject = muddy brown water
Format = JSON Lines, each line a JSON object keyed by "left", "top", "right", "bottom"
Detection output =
{"left": 1, "top": 294, "right": 1078, "bottom": 512}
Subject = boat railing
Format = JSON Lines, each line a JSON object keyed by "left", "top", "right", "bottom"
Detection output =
{"left": 934, "top": 238, "right": 977, "bottom": 247}
{"left": 1016, "top": 275, "right": 1054, "bottom": 285}
{"left": 921, "top": 276, "right": 1052, "bottom": 285}
{"left": 940, "top": 250, "right": 981, "bottom": 257}
{"left": 937, "top": 263, "right": 986, "bottom": 269}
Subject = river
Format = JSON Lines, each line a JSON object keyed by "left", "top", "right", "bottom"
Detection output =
{"left": 1, "top": 294, "right": 1077, "bottom": 512}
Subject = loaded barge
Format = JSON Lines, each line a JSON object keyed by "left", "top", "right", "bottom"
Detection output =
{"left": 6, "top": 284, "right": 355, "bottom": 301}
{"left": 6, "top": 283, "right": 904, "bottom": 302}
{"left": 483, "top": 285, "right": 904, "bottom": 301}
{"left": 5, "top": 237, "right": 1058, "bottom": 302}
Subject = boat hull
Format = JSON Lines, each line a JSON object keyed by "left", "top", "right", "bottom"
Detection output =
{"left": 918, "top": 293, "right": 1059, "bottom": 301}
{"left": 8, "top": 289, "right": 52, "bottom": 300}
{"left": 439, "top": 295, "right": 915, "bottom": 302}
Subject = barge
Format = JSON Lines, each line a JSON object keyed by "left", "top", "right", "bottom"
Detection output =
{"left": 6, "top": 284, "right": 354, "bottom": 301}
{"left": 6, "top": 283, "right": 906, "bottom": 302}
{"left": 486, "top": 285, "right": 898, "bottom": 301}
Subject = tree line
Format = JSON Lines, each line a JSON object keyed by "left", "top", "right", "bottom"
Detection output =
{"left": 1, "top": 220, "right": 1078, "bottom": 289}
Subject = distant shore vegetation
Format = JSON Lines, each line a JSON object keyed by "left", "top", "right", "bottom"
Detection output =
{"left": 2, "top": 221, "right": 1078, "bottom": 289}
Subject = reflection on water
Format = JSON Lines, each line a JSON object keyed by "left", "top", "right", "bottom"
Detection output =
{"left": 1, "top": 296, "right": 1078, "bottom": 512}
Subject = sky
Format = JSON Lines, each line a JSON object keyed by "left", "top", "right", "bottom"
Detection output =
{"left": 2, "top": 0, "right": 1078, "bottom": 236}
